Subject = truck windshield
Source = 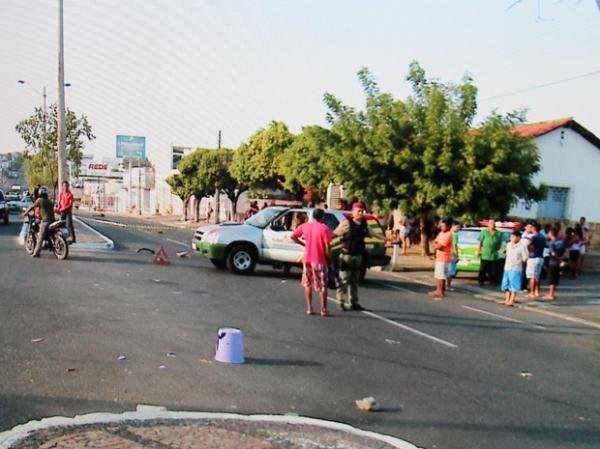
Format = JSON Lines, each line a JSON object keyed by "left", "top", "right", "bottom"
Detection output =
{"left": 245, "top": 207, "right": 286, "bottom": 229}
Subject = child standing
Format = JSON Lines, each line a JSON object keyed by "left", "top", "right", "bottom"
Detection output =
{"left": 501, "top": 230, "right": 528, "bottom": 307}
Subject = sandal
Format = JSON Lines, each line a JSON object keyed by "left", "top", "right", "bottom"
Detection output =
{"left": 306, "top": 310, "right": 315, "bottom": 315}
{"left": 320, "top": 310, "right": 332, "bottom": 317}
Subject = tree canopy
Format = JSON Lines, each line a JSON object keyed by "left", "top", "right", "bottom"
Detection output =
{"left": 15, "top": 104, "right": 95, "bottom": 189}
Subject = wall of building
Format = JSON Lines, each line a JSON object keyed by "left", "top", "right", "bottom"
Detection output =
{"left": 510, "top": 127, "right": 600, "bottom": 222}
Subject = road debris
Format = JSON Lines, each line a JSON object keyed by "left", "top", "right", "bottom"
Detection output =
{"left": 385, "top": 339, "right": 402, "bottom": 345}
{"left": 66, "top": 368, "right": 77, "bottom": 372}
{"left": 136, "top": 404, "right": 167, "bottom": 412}
{"left": 167, "top": 352, "right": 177, "bottom": 358}
{"left": 158, "top": 365, "right": 166, "bottom": 369}
{"left": 137, "top": 248, "right": 155, "bottom": 255}
{"left": 117, "top": 355, "right": 127, "bottom": 361}
{"left": 356, "top": 397, "right": 379, "bottom": 412}
{"left": 519, "top": 371, "right": 533, "bottom": 378}
{"left": 176, "top": 251, "right": 189, "bottom": 258}
{"left": 31, "top": 338, "right": 45, "bottom": 343}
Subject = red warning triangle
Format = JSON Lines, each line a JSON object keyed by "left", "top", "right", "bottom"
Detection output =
{"left": 152, "top": 247, "right": 171, "bottom": 265}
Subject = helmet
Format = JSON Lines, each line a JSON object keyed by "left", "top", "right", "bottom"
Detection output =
{"left": 39, "top": 186, "right": 48, "bottom": 195}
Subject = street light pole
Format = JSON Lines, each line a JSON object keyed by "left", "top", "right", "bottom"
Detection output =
{"left": 56, "top": 0, "right": 67, "bottom": 188}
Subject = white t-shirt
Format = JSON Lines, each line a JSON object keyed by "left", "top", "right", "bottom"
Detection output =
{"left": 504, "top": 241, "right": 528, "bottom": 272}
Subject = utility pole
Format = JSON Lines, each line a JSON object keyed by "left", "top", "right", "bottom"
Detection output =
{"left": 214, "top": 130, "right": 222, "bottom": 223}
{"left": 56, "top": 0, "right": 67, "bottom": 188}
{"left": 138, "top": 158, "right": 142, "bottom": 215}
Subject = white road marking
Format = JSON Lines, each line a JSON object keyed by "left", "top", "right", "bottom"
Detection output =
{"left": 166, "top": 238, "right": 189, "bottom": 247}
{"left": 376, "top": 282, "right": 416, "bottom": 294}
{"left": 326, "top": 297, "right": 458, "bottom": 349}
{"left": 461, "top": 305, "right": 545, "bottom": 329}
{"left": 362, "top": 310, "right": 459, "bottom": 348}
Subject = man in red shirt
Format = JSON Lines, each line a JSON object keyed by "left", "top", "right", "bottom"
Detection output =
{"left": 291, "top": 208, "right": 332, "bottom": 317}
{"left": 57, "top": 180, "right": 76, "bottom": 243}
{"left": 431, "top": 219, "right": 453, "bottom": 299}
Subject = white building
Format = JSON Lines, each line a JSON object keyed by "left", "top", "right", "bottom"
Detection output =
{"left": 509, "top": 118, "right": 600, "bottom": 222}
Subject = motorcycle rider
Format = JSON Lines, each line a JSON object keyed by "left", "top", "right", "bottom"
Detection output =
{"left": 23, "top": 186, "right": 55, "bottom": 258}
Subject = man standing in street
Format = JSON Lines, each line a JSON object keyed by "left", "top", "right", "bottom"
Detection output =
{"left": 291, "top": 208, "right": 332, "bottom": 317}
{"left": 476, "top": 219, "right": 503, "bottom": 286}
{"left": 431, "top": 219, "right": 453, "bottom": 299}
{"left": 333, "top": 202, "right": 385, "bottom": 311}
{"left": 525, "top": 222, "right": 546, "bottom": 298}
{"left": 57, "top": 180, "right": 75, "bottom": 243}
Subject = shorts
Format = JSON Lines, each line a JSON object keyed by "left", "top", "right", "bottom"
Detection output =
{"left": 547, "top": 264, "right": 560, "bottom": 286}
{"left": 570, "top": 250, "right": 580, "bottom": 263}
{"left": 526, "top": 257, "right": 543, "bottom": 280}
{"left": 434, "top": 261, "right": 450, "bottom": 280}
{"left": 501, "top": 270, "right": 522, "bottom": 293}
{"left": 448, "top": 257, "right": 458, "bottom": 277}
{"left": 301, "top": 263, "right": 328, "bottom": 293}
{"left": 401, "top": 228, "right": 410, "bottom": 238}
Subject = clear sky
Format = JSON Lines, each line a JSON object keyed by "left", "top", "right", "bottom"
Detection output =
{"left": 1, "top": 0, "right": 599, "bottom": 169}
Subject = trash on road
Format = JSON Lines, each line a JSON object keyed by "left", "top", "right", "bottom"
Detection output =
{"left": 137, "top": 248, "right": 155, "bottom": 255}
{"left": 31, "top": 338, "right": 45, "bottom": 343}
{"left": 158, "top": 365, "right": 166, "bottom": 369}
{"left": 356, "top": 397, "right": 379, "bottom": 412}
{"left": 385, "top": 339, "right": 402, "bottom": 345}
{"left": 520, "top": 371, "right": 533, "bottom": 378}
{"left": 117, "top": 355, "right": 127, "bottom": 361}
{"left": 66, "top": 368, "right": 77, "bottom": 372}
{"left": 176, "top": 251, "right": 189, "bottom": 258}
{"left": 167, "top": 352, "right": 176, "bottom": 357}
{"left": 136, "top": 404, "right": 167, "bottom": 412}
{"left": 154, "top": 279, "right": 161, "bottom": 283}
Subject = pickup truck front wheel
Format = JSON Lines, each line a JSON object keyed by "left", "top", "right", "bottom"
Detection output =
{"left": 227, "top": 244, "right": 257, "bottom": 274}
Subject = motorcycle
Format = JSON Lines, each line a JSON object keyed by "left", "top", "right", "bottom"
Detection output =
{"left": 24, "top": 213, "right": 69, "bottom": 260}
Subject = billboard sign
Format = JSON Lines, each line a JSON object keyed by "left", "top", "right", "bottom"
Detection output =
{"left": 116, "top": 135, "right": 146, "bottom": 159}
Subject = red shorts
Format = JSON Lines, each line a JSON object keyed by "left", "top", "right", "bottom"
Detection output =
{"left": 301, "top": 263, "right": 328, "bottom": 293}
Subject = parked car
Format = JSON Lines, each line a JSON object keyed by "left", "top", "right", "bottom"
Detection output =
{"left": 456, "top": 222, "right": 520, "bottom": 273}
{"left": 192, "top": 207, "right": 390, "bottom": 277}
{"left": 5, "top": 193, "right": 21, "bottom": 213}
{"left": 0, "top": 191, "right": 9, "bottom": 224}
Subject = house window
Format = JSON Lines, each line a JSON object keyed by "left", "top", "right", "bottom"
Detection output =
{"left": 537, "top": 186, "right": 569, "bottom": 219}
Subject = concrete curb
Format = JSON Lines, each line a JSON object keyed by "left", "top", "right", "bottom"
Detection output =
{"left": 0, "top": 411, "right": 422, "bottom": 449}
{"left": 72, "top": 217, "right": 114, "bottom": 251}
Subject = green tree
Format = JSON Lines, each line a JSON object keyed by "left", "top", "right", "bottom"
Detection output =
{"left": 15, "top": 104, "right": 95, "bottom": 189}
{"left": 459, "top": 111, "right": 545, "bottom": 222}
{"left": 325, "top": 62, "right": 543, "bottom": 254}
{"left": 230, "top": 121, "right": 295, "bottom": 193}
{"left": 324, "top": 67, "right": 413, "bottom": 211}
{"left": 279, "top": 125, "right": 336, "bottom": 202}
{"left": 197, "top": 148, "right": 248, "bottom": 218}
{"left": 165, "top": 173, "right": 195, "bottom": 221}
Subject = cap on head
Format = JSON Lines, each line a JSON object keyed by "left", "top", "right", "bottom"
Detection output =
{"left": 352, "top": 202, "right": 365, "bottom": 210}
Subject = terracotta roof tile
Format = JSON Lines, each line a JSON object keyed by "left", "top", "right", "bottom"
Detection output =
{"left": 512, "top": 117, "right": 573, "bottom": 138}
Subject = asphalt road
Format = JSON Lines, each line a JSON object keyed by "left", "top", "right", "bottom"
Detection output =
{"left": 1, "top": 214, "right": 599, "bottom": 449}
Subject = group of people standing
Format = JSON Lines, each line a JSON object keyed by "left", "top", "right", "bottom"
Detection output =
{"left": 290, "top": 202, "right": 384, "bottom": 316}
{"left": 430, "top": 216, "right": 593, "bottom": 305}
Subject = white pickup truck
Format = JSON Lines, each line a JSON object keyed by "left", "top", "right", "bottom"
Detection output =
{"left": 192, "top": 207, "right": 390, "bottom": 276}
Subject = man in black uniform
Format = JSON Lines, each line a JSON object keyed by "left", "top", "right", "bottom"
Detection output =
{"left": 333, "top": 202, "right": 385, "bottom": 311}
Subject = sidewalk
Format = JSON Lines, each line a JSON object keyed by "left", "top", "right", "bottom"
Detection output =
{"left": 79, "top": 210, "right": 205, "bottom": 230}
{"left": 377, "top": 248, "right": 600, "bottom": 330}
{"left": 0, "top": 411, "right": 419, "bottom": 449}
